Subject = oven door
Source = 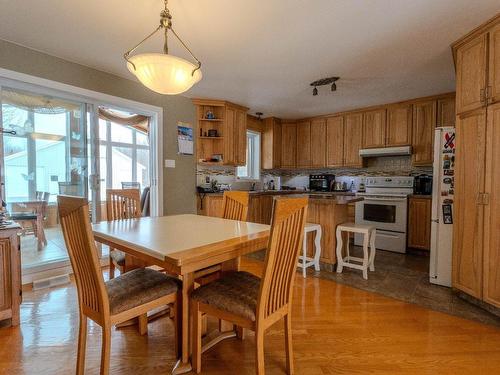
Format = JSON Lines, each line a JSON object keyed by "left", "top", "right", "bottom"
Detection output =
{"left": 355, "top": 197, "right": 408, "bottom": 233}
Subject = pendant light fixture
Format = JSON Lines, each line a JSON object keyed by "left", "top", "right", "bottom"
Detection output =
{"left": 124, "top": 0, "right": 202, "bottom": 95}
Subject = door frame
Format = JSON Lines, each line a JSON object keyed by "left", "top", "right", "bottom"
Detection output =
{"left": 0, "top": 68, "right": 164, "bottom": 282}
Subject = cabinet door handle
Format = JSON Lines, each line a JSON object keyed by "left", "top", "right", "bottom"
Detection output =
{"left": 480, "top": 88, "right": 486, "bottom": 105}
{"left": 482, "top": 193, "right": 490, "bottom": 205}
{"left": 486, "top": 86, "right": 492, "bottom": 104}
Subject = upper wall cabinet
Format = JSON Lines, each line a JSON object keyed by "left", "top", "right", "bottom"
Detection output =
{"left": 310, "top": 119, "right": 327, "bottom": 168}
{"left": 262, "top": 117, "right": 281, "bottom": 170}
{"left": 326, "top": 116, "right": 344, "bottom": 167}
{"left": 362, "top": 109, "right": 386, "bottom": 149}
{"left": 296, "top": 121, "right": 311, "bottom": 168}
{"left": 192, "top": 99, "right": 248, "bottom": 167}
{"left": 386, "top": 103, "right": 413, "bottom": 146}
{"left": 489, "top": 23, "right": 500, "bottom": 105}
{"left": 455, "top": 34, "right": 488, "bottom": 114}
{"left": 412, "top": 100, "right": 436, "bottom": 166}
{"left": 437, "top": 97, "right": 456, "bottom": 127}
{"left": 281, "top": 121, "right": 297, "bottom": 168}
{"left": 343, "top": 113, "right": 363, "bottom": 167}
{"left": 224, "top": 106, "right": 247, "bottom": 166}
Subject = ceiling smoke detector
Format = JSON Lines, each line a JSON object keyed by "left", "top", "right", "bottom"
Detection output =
{"left": 310, "top": 76, "right": 339, "bottom": 96}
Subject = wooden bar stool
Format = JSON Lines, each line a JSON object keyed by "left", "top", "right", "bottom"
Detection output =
{"left": 298, "top": 223, "right": 322, "bottom": 278}
{"left": 335, "top": 222, "right": 376, "bottom": 280}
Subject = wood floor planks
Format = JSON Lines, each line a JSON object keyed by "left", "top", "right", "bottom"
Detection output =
{"left": 1, "top": 257, "right": 500, "bottom": 374}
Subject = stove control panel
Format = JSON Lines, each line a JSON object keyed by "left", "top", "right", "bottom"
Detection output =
{"left": 365, "top": 176, "right": 414, "bottom": 188}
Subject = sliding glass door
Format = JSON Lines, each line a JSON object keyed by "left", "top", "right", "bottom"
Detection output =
{"left": 0, "top": 87, "right": 91, "bottom": 270}
{"left": 0, "top": 80, "right": 158, "bottom": 281}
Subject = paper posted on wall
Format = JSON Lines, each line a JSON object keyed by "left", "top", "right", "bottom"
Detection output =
{"left": 177, "top": 122, "right": 193, "bottom": 155}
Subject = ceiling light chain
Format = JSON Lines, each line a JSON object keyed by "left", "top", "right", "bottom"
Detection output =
{"left": 123, "top": 0, "right": 202, "bottom": 95}
{"left": 124, "top": 0, "right": 201, "bottom": 75}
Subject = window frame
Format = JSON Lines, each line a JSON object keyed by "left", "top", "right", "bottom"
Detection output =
{"left": 236, "top": 130, "right": 260, "bottom": 181}
{"left": 99, "top": 119, "right": 150, "bottom": 198}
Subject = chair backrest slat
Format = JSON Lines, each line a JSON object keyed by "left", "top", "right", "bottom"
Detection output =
{"left": 221, "top": 191, "right": 249, "bottom": 221}
{"left": 106, "top": 189, "right": 141, "bottom": 221}
{"left": 58, "top": 195, "right": 109, "bottom": 321}
{"left": 256, "top": 196, "right": 308, "bottom": 320}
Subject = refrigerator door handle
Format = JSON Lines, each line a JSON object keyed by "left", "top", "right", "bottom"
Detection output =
{"left": 431, "top": 219, "right": 439, "bottom": 223}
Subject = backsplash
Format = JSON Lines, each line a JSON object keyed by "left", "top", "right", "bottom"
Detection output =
{"left": 197, "top": 155, "right": 432, "bottom": 191}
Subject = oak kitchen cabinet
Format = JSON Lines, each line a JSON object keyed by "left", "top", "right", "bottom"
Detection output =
{"left": 296, "top": 121, "right": 311, "bottom": 168}
{"left": 407, "top": 196, "right": 431, "bottom": 250}
{"left": 262, "top": 117, "right": 281, "bottom": 169}
{"left": 0, "top": 225, "right": 21, "bottom": 327}
{"left": 281, "top": 121, "right": 297, "bottom": 168}
{"left": 455, "top": 33, "right": 488, "bottom": 114}
{"left": 310, "top": 119, "right": 327, "bottom": 168}
{"left": 192, "top": 99, "right": 248, "bottom": 167}
{"left": 412, "top": 100, "right": 436, "bottom": 166}
{"left": 437, "top": 97, "right": 456, "bottom": 127}
{"left": 343, "top": 113, "right": 363, "bottom": 167}
{"left": 452, "top": 14, "right": 500, "bottom": 311}
{"left": 197, "top": 194, "right": 223, "bottom": 217}
{"left": 362, "top": 108, "right": 387, "bottom": 149}
{"left": 386, "top": 103, "right": 413, "bottom": 146}
{"left": 225, "top": 106, "right": 247, "bottom": 166}
{"left": 453, "top": 108, "right": 486, "bottom": 300}
{"left": 326, "top": 116, "right": 344, "bottom": 167}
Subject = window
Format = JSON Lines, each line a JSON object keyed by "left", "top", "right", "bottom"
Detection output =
{"left": 237, "top": 130, "right": 260, "bottom": 180}
{"left": 97, "top": 116, "right": 150, "bottom": 200}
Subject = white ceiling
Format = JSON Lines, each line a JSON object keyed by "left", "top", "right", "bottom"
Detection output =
{"left": 0, "top": 0, "right": 498, "bottom": 118}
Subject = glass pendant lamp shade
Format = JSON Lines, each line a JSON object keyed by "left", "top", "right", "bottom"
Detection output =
{"left": 127, "top": 53, "right": 202, "bottom": 95}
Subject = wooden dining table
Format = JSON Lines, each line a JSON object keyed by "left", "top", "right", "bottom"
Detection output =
{"left": 92, "top": 214, "right": 270, "bottom": 374}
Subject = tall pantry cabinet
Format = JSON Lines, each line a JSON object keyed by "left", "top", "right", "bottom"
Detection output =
{"left": 452, "top": 14, "right": 500, "bottom": 311}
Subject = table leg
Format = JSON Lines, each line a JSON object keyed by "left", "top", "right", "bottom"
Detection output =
{"left": 172, "top": 272, "right": 194, "bottom": 375}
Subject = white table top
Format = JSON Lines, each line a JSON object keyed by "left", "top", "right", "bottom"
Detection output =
{"left": 92, "top": 214, "right": 270, "bottom": 266}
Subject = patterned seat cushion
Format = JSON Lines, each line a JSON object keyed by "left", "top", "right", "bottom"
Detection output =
{"left": 110, "top": 250, "right": 126, "bottom": 266}
{"left": 106, "top": 268, "right": 181, "bottom": 315}
{"left": 191, "top": 271, "right": 261, "bottom": 321}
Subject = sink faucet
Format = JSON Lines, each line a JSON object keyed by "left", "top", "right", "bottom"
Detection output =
{"left": 251, "top": 182, "right": 256, "bottom": 191}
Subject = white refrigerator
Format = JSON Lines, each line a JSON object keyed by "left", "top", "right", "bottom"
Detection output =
{"left": 430, "top": 127, "right": 455, "bottom": 287}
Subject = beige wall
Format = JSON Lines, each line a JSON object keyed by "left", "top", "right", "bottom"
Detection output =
{"left": 0, "top": 39, "right": 196, "bottom": 215}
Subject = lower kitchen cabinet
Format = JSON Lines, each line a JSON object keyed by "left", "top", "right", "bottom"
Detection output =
{"left": 407, "top": 196, "right": 432, "bottom": 250}
{"left": 197, "top": 195, "right": 223, "bottom": 217}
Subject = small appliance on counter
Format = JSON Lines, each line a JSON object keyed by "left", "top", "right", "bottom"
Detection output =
{"left": 309, "top": 174, "right": 335, "bottom": 192}
{"left": 414, "top": 174, "right": 433, "bottom": 195}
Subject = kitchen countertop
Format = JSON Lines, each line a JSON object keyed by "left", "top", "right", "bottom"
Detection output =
{"left": 199, "top": 190, "right": 356, "bottom": 196}
{"left": 197, "top": 190, "right": 361, "bottom": 204}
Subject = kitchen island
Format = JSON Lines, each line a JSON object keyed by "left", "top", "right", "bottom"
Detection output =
{"left": 197, "top": 191, "right": 362, "bottom": 266}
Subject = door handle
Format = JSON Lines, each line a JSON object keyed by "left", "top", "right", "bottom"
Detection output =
{"left": 480, "top": 88, "right": 486, "bottom": 105}
{"left": 477, "top": 193, "right": 490, "bottom": 205}
{"left": 486, "top": 86, "right": 492, "bottom": 104}
{"left": 482, "top": 193, "right": 490, "bottom": 205}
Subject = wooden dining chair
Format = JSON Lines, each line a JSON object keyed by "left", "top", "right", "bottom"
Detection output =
{"left": 221, "top": 190, "right": 250, "bottom": 221}
{"left": 57, "top": 195, "right": 181, "bottom": 375}
{"left": 106, "top": 189, "right": 142, "bottom": 279}
{"left": 194, "top": 191, "right": 250, "bottom": 285}
{"left": 190, "top": 196, "right": 308, "bottom": 374}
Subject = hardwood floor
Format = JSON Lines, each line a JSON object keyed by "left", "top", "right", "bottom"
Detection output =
{"left": 1, "top": 257, "right": 500, "bottom": 374}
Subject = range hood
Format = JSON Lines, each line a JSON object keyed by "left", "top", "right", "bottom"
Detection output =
{"left": 359, "top": 146, "right": 412, "bottom": 157}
